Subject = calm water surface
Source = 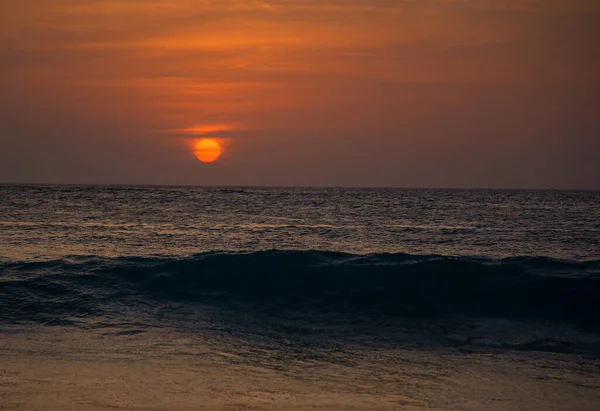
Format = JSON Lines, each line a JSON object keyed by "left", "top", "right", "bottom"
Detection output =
{"left": 1, "top": 185, "right": 598, "bottom": 260}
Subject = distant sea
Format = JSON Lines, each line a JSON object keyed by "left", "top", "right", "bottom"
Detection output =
{"left": 1, "top": 185, "right": 599, "bottom": 410}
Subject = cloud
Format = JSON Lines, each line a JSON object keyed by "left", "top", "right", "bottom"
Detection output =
{"left": 168, "top": 124, "right": 237, "bottom": 137}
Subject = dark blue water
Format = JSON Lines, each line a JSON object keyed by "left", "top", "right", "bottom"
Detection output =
{"left": 1, "top": 185, "right": 599, "bottom": 353}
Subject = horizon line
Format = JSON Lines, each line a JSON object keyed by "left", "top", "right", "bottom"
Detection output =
{"left": 1, "top": 182, "right": 598, "bottom": 191}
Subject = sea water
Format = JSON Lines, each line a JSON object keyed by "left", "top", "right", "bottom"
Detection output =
{"left": 1, "top": 185, "right": 599, "bottom": 410}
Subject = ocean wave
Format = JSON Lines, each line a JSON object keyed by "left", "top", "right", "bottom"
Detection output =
{"left": 1, "top": 251, "right": 599, "bottom": 331}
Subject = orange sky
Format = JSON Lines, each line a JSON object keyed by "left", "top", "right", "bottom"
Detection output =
{"left": 1, "top": 0, "right": 599, "bottom": 187}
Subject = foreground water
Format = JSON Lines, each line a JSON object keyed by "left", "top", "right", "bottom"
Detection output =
{"left": 1, "top": 185, "right": 599, "bottom": 410}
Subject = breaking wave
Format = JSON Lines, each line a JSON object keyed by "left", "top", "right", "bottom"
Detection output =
{"left": 2, "top": 251, "right": 599, "bottom": 332}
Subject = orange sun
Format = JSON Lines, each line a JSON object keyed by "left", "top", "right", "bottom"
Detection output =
{"left": 194, "top": 139, "right": 221, "bottom": 163}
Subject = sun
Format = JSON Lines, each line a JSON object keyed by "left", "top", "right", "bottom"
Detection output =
{"left": 194, "top": 139, "right": 221, "bottom": 163}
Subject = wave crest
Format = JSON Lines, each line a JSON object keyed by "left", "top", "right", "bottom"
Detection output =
{"left": 1, "top": 251, "right": 599, "bottom": 329}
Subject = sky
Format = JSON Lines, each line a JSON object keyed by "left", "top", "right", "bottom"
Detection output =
{"left": 1, "top": 0, "right": 599, "bottom": 188}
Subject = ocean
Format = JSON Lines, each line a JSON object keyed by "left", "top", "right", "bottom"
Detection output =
{"left": 1, "top": 185, "right": 599, "bottom": 410}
